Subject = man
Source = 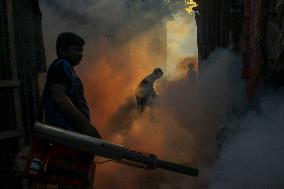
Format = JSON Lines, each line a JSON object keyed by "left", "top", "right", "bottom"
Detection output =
{"left": 42, "top": 32, "right": 100, "bottom": 138}
{"left": 135, "top": 68, "right": 163, "bottom": 113}
{"left": 40, "top": 32, "right": 100, "bottom": 188}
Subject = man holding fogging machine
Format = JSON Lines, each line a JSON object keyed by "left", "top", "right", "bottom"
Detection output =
{"left": 41, "top": 32, "right": 100, "bottom": 188}
{"left": 13, "top": 32, "right": 100, "bottom": 189}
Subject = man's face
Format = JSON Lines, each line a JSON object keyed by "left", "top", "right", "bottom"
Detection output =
{"left": 65, "top": 45, "right": 83, "bottom": 66}
{"left": 188, "top": 64, "right": 194, "bottom": 71}
{"left": 155, "top": 71, "right": 163, "bottom": 79}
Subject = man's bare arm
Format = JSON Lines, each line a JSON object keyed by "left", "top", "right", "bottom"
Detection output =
{"left": 50, "top": 84, "right": 101, "bottom": 138}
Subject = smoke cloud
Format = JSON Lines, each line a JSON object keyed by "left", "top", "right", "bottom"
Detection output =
{"left": 209, "top": 88, "right": 284, "bottom": 189}
{"left": 93, "top": 49, "right": 245, "bottom": 189}
{"left": 39, "top": 1, "right": 254, "bottom": 189}
{"left": 40, "top": 0, "right": 172, "bottom": 64}
{"left": 166, "top": 11, "right": 198, "bottom": 80}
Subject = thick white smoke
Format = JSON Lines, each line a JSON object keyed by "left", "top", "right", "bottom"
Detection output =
{"left": 40, "top": 0, "right": 171, "bottom": 64}
{"left": 40, "top": 0, "right": 128, "bottom": 63}
{"left": 102, "top": 49, "right": 246, "bottom": 189}
{"left": 41, "top": 0, "right": 276, "bottom": 189}
{"left": 209, "top": 88, "right": 284, "bottom": 189}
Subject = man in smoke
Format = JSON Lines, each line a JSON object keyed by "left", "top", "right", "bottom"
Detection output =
{"left": 40, "top": 32, "right": 100, "bottom": 188}
{"left": 135, "top": 68, "right": 163, "bottom": 113}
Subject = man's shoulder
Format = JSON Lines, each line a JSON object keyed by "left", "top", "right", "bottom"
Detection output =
{"left": 49, "top": 58, "right": 72, "bottom": 71}
{"left": 46, "top": 59, "right": 74, "bottom": 86}
{"left": 140, "top": 78, "right": 148, "bottom": 85}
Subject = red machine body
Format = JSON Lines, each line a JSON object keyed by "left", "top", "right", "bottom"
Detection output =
{"left": 17, "top": 139, "right": 93, "bottom": 187}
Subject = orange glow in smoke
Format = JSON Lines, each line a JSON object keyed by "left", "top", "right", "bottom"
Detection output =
{"left": 77, "top": 14, "right": 198, "bottom": 188}
{"left": 79, "top": 28, "right": 169, "bottom": 188}
{"left": 81, "top": 25, "right": 167, "bottom": 136}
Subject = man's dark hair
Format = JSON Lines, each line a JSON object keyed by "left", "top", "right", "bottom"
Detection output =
{"left": 153, "top": 68, "right": 163, "bottom": 75}
{"left": 56, "top": 32, "right": 85, "bottom": 57}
